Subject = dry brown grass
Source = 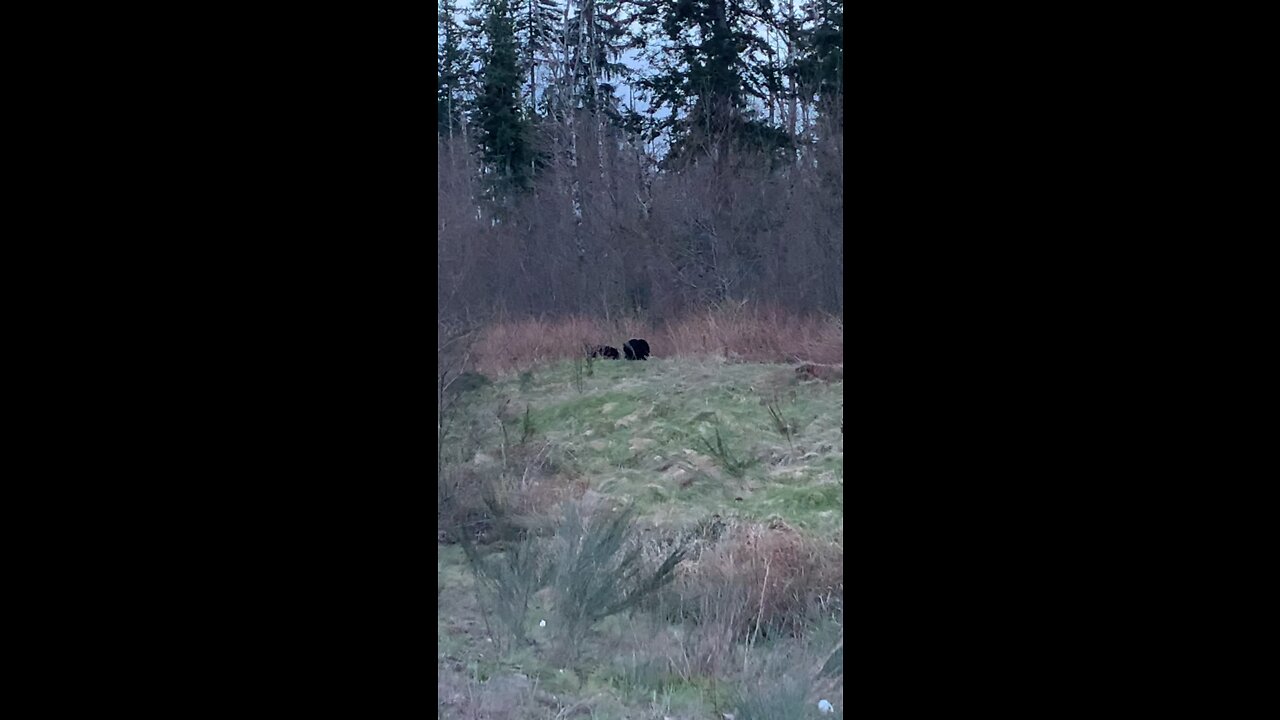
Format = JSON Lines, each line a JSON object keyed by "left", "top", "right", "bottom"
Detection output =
{"left": 470, "top": 306, "right": 843, "bottom": 375}
{"left": 637, "top": 519, "right": 842, "bottom": 681}
{"left": 690, "top": 520, "right": 844, "bottom": 638}
{"left": 796, "top": 363, "right": 845, "bottom": 382}
{"left": 651, "top": 520, "right": 841, "bottom": 632}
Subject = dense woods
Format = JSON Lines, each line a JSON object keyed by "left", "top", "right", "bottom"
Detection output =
{"left": 438, "top": 0, "right": 843, "bottom": 323}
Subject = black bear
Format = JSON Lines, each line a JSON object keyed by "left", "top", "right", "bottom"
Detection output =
{"left": 589, "top": 345, "right": 620, "bottom": 359}
{"left": 623, "top": 338, "right": 650, "bottom": 360}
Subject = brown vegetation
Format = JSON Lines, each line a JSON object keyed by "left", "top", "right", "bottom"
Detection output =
{"left": 680, "top": 520, "right": 843, "bottom": 636}
{"left": 795, "top": 362, "right": 844, "bottom": 382}
{"left": 635, "top": 518, "right": 843, "bottom": 683}
{"left": 468, "top": 306, "right": 843, "bottom": 375}
{"left": 437, "top": 116, "right": 843, "bottom": 329}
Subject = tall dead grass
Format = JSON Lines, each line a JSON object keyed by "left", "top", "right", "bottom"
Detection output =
{"left": 470, "top": 306, "right": 843, "bottom": 375}
{"left": 678, "top": 521, "right": 844, "bottom": 639}
{"left": 638, "top": 519, "right": 843, "bottom": 681}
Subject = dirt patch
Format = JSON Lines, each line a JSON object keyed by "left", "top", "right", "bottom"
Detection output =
{"left": 683, "top": 449, "right": 724, "bottom": 479}
{"left": 661, "top": 464, "right": 695, "bottom": 487}
{"left": 795, "top": 363, "right": 843, "bottom": 382}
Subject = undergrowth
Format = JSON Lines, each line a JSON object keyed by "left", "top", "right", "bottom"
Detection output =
{"left": 471, "top": 307, "right": 843, "bottom": 375}
{"left": 438, "top": 344, "right": 843, "bottom": 719}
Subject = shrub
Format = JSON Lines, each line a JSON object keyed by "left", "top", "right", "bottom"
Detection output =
{"left": 459, "top": 500, "right": 688, "bottom": 664}
{"left": 767, "top": 400, "right": 795, "bottom": 452}
{"left": 461, "top": 535, "right": 550, "bottom": 651}
{"left": 655, "top": 521, "right": 843, "bottom": 641}
{"left": 543, "top": 502, "right": 686, "bottom": 662}
{"left": 698, "top": 423, "right": 752, "bottom": 478}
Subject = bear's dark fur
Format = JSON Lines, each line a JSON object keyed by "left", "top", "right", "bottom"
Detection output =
{"left": 590, "top": 345, "right": 620, "bottom": 359}
{"left": 623, "top": 338, "right": 650, "bottom": 360}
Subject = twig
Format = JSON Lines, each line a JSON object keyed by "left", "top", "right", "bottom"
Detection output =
{"left": 767, "top": 401, "right": 794, "bottom": 453}
{"left": 745, "top": 556, "right": 771, "bottom": 672}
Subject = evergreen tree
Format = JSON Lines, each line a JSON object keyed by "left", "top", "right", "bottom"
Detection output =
{"left": 438, "top": 0, "right": 471, "bottom": 138}
{"left": 564, "top": 0, "right": 631, "bottom": 116}
{"left": 639, "top": 0, "right": 791, "bottom": 166}
{"left": 515, "top": 0, "right": 563, "bottom": 113}
{"left": 476, "top": 0, "right": 539, "bottom": 197}
{"left": 783, "top": 0, "right": 841, "bottom": 131}
{"left": 803, "top": 0, "right": 842, "bottom": 124}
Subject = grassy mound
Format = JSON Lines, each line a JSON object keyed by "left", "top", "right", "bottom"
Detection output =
{"left": 438, "top": 356, "right": 843, "bottom": 719}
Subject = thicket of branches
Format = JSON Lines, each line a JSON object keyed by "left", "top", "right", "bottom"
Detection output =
{"left": 438, "top": 0, "right": 843, "bottom": 322}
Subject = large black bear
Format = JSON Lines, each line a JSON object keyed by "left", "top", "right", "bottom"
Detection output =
{"left": 623, "top": 338, "right": 650, "bottom": 360}
{"left": 589, "top": 345, "right": 620, "bottom": 359}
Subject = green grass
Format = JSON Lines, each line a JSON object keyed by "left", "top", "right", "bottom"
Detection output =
{"left": 438, "top": 356, "right": 843, "bottom": 719}
{"left": 467, "top": 357, "right": 842, "bottom": 531}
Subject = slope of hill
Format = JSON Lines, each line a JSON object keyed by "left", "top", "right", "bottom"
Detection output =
{"left": 438, "top": 356, "right": 844, "bottom": 719}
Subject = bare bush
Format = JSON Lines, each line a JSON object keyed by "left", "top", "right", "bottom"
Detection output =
{"left": 657, "top": 521, "right": 843, "bottom": 642}
{"left": 436, "top": 119, "right": 842, "bottom": 326}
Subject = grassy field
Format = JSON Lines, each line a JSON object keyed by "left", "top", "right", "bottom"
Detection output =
{"left": 438, "top": 355, "right": 843, "bottom": 719}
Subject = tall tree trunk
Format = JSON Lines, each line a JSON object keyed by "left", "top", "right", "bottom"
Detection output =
{"left": 787, "top": 0, "right": 799, "bottom": 144}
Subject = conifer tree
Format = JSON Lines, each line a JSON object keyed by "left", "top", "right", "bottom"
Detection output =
{"left": 475, "top": 0, "right": 539, "bottom": 197}
{"left": 638, "top": 0, "right": 791, "bottom": 166}
{"left": 524, "top": 0, "right": 565, "bottom": 111}
{"left": 438, "top": 0, "right": 471, "bottom": 138}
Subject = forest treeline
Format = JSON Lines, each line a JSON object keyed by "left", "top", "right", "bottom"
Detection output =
{"left": 438, "top": 0, "right": 843, "bottom": 322}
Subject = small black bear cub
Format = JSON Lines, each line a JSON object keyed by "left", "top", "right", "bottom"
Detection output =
{"left": 589, "top": 345, "right": 620, "bottom": 359}
{"left": 623, "top": 338, "right": 650, "bottom": 360}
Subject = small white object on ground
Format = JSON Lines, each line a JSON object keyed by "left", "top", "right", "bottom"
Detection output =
{"left": 818, "top": 699, "right": 834, "bottom": 713}
{"left": 539, "top": 619, "right": 546, "bottom": 627}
